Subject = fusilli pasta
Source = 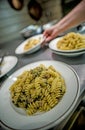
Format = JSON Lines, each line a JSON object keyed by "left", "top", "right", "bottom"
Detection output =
{"left": 57, "top": 32, "right": 85, "bottom": 50}
{"left": 9, "top": 64, "right": 66, "bottom": 115}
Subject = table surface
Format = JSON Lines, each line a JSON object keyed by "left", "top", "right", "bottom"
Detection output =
{"left": 0, "top": 35, "right": 85, "bottom": 130}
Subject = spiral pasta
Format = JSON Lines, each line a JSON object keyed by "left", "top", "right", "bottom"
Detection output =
{"left": 57, "top": 32, "right": 85, "bottom": 50}
{"left": 9, "top": 64, "right": 66, "bottom": 115}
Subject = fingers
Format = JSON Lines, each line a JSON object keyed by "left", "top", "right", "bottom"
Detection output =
{"left": 43, "top": 30, "right": 49, "bottom": 38}
{"left": 45, "top": 36, "right": 52, "bottom": 42}
{"left": 42, "top": 27, "right": 55, "bottom": 45}
{"left": 41, "top": 35, "right": 52, "bottom": 47}
{"left": 41, "top": 35, "right": 47, "bottom": 47}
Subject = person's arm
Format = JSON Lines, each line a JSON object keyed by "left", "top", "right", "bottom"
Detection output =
{"left": 43, "top": 0, "right": 85, "bottom": 43}
{"left": 55, "top": 0, "right": 85, "bottom": 33}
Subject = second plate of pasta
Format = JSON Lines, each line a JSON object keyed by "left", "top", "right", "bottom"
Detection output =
{"left": 0, "top": 60, "right": 80, "bottom": 130}
{"left": 49, "top": 32, "right": 85, "bottom": 53}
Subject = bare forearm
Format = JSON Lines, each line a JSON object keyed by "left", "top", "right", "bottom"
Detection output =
{"left": 55, "top": 0, "right": 85, "bottom": 33}
{"left": 43, "top": 0, "right": 85, "bottom": 43}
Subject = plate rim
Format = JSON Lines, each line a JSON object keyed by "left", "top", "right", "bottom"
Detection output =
{"left": 49, "top": 36, "right": 85, "bottom": 53}
{"left": 15, "top": 34, "right": 44, "bottom": 55}
{"left": 0, "top": 55, "right": 18, "bottom": 78}
{"left": 0, "top": 60, "right": 80, "bottom": 130}
{"left": 50, "top": 48, "right": 85, "bottom": 57}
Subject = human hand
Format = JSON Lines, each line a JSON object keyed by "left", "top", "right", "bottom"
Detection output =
{"left": 42, "top": 25, "right": 59, "bottom": 46}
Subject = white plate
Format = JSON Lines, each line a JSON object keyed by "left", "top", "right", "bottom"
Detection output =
{"left": 0, "top": 56, "right": 18, "bottom": 78}
{"left": 49, "top": 37, "right": 85, "bottom": 53}
{"left": 51, "top": 49, "right": 85, "bottom": 57}
{"left": 15, "top": 34, "right": 44, "bottom": 55}
{"left": 0, "top": 60, "right": 80, "bottom": 130}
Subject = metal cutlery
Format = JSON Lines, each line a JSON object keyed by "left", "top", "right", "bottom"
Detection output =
{"left": 0, "top": 55, "right": 5, "bottom": 75}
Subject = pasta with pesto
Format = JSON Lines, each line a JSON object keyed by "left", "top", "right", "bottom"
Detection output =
{"left": 57, "top": 32, "right": 85, "bottom": 50}
{"left": 9, "top": 64, "right": 66, "bottom": 115}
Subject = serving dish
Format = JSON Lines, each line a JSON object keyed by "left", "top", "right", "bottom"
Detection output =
{"left": 49, "top": 36, "right": 85, "bottom": 57}
{"left": 0, "top": 60, "right": 80, "bottom": 130}
{"left": 49, "top": 37, "right": 85, "bottom": 53}
{"left": 15, "top": 34, "right": 44, "bottom": 55}
{"left": 0, "top": 56, "right": 18, "bottom": 78}
{"left": 51, "top": 49, "right": 85, "bottom": 57}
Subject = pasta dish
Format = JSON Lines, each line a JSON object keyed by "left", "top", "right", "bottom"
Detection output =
{"left": 57, "top": 32, "right": 85, "bottom": 50}
{"left": 9, "top": 64, "right": 66, "bottom": 115}
{"left": 24, "top": 38, "right": 41, "bottom": 51}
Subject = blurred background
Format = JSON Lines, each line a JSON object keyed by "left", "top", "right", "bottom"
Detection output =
{"left": 0, "top": 0, "right": 81, "bottom": 44}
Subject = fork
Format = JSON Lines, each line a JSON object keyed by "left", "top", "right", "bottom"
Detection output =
{"left": 0, "top": 54, "right": 5, "bottom": 75}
